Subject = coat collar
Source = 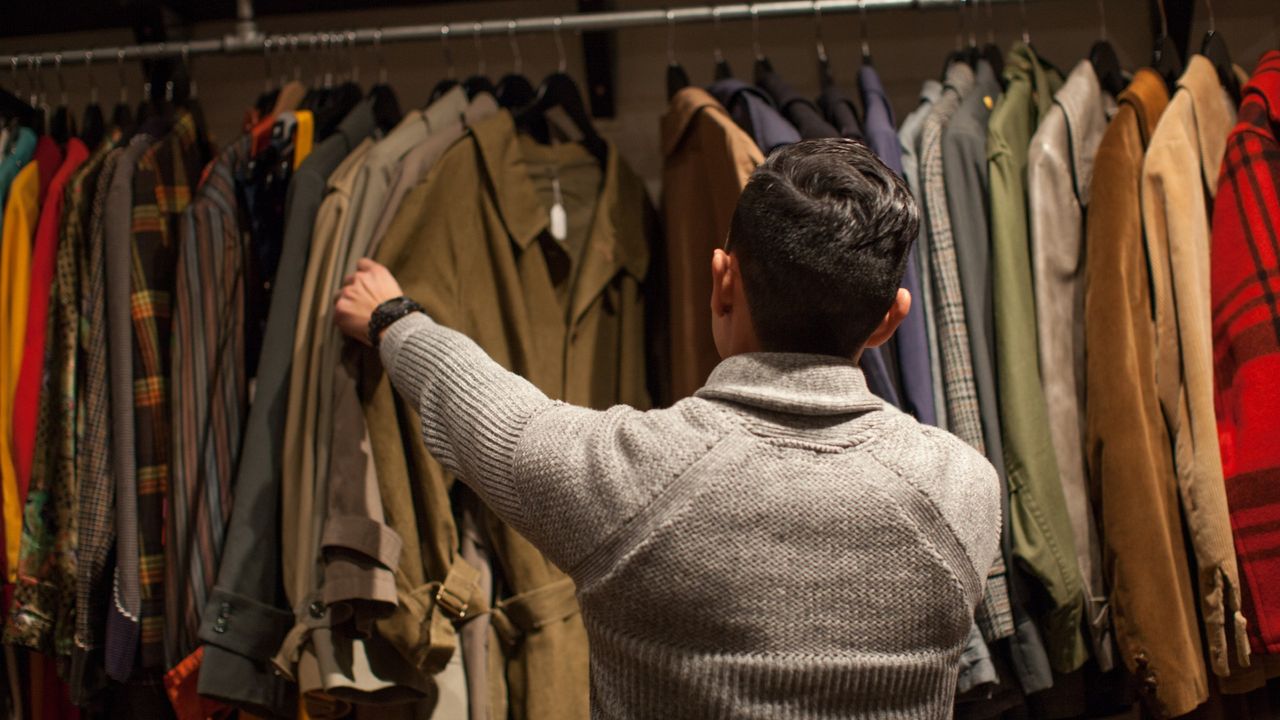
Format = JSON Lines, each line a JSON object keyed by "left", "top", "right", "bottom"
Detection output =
{"left": 661, "top": 86, "right": 731, "bottom": 158}
{"left": 1055, "top": 60, "right": 1118, "bottom": 206}
{"left": 1177, "top": 55, "right": 1238, "bottom": 195}
{"left": 469, "top": 110, "right": 650, "bottom": 325}
{"left": 1119, "top": 68, "right": 1170, "bottom": 148}
{"left": 696, "top": 353, "right": 884, "bottom": 416}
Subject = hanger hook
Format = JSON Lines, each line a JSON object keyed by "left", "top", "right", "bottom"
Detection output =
{"left": 86, "top": 50, "right": 99, "bottom": 104}
{"left": 813, "top": 2, "right": 828, "bottom": 64}
{"left": 347, "top": 30, "right": 359, "bottom": 84}
{"left": 54, "top": 53, "right": 67, "bottom": 106}
{"left": 967, "top": 0, "right": 978, "bottom": 48}
{"left": 750, "top": 5, "right": 763, "bottom": 62}
{"left": 1018, "top": 0, "right": 1030, "bottom": 44}
{"left": 278, "top": 35, "right": 290, "bottom": 88}
{"left": 1096, "top": 0, "right": 1107, "bottom": 40}
{"left": 182, "top": 44, "right": 196, "bottom": 99}
{"left": 373, "top": 29, "right": 387, "bottom": 85}
{"left": 712, "top": 6, "right": 725, "bottom": 65}
{"left": 1203, "top": 0, "right": 1216, "bottom": 35}
{"left": 473, "top": 21, "right": 486, "bottom": 77}
{"left": 984, "top": 0, "right": 996, "bottom": 45}
{"left": 263, "top": 37, "right": 275, "bottom": 92}
{"left": 33, "top": 57, "right": 44, "bottom": 108}
{"left": 954, "top": 1, "right": 965, "bottom": 50}
{"left": 859, "top": 0, "right": 871, "bottom": 59}
{"left": 1156, "top": 0, "right": 1169, "bottom": 38}
{"left": 440, "top": 24, "right": 456, "bottom": 79}
{"left": 116, "top": 48, "right": 128, "bottom": 103}
{"left": 553, "top": 17, "right": 567, "bottom": 74}
{"left": 507, "top": 20, "right": 523, "bottom": 75}
{"left": 666, "top": 9, "right": 678, "bottom": 67}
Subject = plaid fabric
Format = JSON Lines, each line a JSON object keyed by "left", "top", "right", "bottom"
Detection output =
{"left": 74, "top": 147, "right": 124, "bottom": 661}
{"left": 921, "top": 63, "right": 1015, "bottom": 643}
{"left": 6, "top": 140, "right": 107, "bottom": 656}
{"left": 130, "top": 110, "right": 208, "bottom": 669}
{"left": 1212, "top": 51, "right": 1280, "bottom": 656}
{"left": 166, "top": 135, "right": 252, "bottom": 664}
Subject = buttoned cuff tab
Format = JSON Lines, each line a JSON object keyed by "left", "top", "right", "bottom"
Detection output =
{"left": 198, "top": 586, "right": 294, "bottom": 661}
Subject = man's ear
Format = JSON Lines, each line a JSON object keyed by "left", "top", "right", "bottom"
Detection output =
{"left": 711, "top": 249, "right": 735, "bottom": 317}
{"left": 865, "top": 288, "right": 911, "bottom": 348}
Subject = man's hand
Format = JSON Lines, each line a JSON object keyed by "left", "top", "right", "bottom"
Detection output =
{"left": 335, "top": 258, "right": 406, "bottom": 346}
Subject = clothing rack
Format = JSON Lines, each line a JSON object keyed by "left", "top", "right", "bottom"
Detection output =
{"left": 2, "top": 0, "right": 1031, "bottom": 69}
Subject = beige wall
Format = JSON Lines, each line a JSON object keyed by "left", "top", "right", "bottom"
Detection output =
{"left": 3, "top": 0, "right": 1278, "bottom": 189}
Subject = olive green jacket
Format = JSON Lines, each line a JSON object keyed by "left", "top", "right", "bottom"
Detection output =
{"left": 987, "top": 42, "right": 1088, "bottom": 675}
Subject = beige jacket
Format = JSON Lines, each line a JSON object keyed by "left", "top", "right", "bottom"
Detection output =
{"left": 1027, "top": 59, "right": 1117, "bottom": 671}
{"left": 1141, "top": 54, "right": 1249, "bottom": 683}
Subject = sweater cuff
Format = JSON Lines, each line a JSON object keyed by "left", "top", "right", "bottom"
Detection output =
{"left": 379, "top": 312, "right": 436, "bottom": 401}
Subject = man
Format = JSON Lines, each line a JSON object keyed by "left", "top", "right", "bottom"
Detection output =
{"left": 335, "top": 138, "right": 1001, "bottom": 718}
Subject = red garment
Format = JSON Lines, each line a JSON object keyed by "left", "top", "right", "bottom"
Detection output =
{"left": 1211, "top": 50, "right": 1280, "bottom": 657}
{"left": 29, "top": 652, "right": 78, "bottom": 720}
{"left": 251, "top": 113, "right": 276, "bottom": 157}
{"left": 32, "top": 137, "right": 62, "bottom": 203}
{"left": 11, "top": 139, "right": 88, "bottom": 499}
{"left": 164, "top": 647, "right": 232, "bottom": 720}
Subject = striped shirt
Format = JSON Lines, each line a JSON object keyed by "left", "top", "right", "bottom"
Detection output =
{"left": 167, "top": 134, "right": 252, "bottom": 664}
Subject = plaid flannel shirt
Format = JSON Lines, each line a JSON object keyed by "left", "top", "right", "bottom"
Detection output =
{"left": 130, "top": 110, "right": 208, "bottom": 668}
{"left": 1212, "top": 51, "right": 1280, "bottom": 657}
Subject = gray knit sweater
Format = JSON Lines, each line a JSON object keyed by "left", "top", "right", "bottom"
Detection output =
{"left": 381, "top": 313, "right": 1002, "bottom": 719}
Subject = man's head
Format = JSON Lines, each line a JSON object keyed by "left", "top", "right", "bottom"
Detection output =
{"left": 711, "top": 138, "right": 918, "bottom": 360}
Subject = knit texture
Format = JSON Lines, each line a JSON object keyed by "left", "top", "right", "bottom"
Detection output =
{"left": 382, "top": 313, "right": 1002, "bottom": 719}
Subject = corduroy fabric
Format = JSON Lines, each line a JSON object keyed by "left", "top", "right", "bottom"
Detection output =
{"left": 380, "top": 312, "right": 1002, "bottom": 720}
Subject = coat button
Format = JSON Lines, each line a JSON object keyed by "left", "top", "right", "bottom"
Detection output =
{"left": 220, "top": 602, "right": 232, "bottom": 616}
{"left": 213, "top": 618, "right": 228, "bottom": 634}
{"left": 309, "top": 600, "right": 326, "bottom": 618}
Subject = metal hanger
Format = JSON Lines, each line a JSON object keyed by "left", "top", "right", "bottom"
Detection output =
{"left": 514, "top": 16, "right": 607, "bottom": 165}
{"left": 858, "top": 0, "right": 873, "bottom": 65}
{"left": 1152, "top": 0, "right": 1183, "bottom": 95}
{"left": 51, "top": 53, "right": 74, "bottom": 144}
{"left": 712, "top": 6, "right": 733, "bottom": 80}
{"left": 111, "top": 48, "right": 132, "bottom": 131}
{"left": 81, "top": 49, "right": 105, "bottom": 146}
{"left": 751, "top": 4, "right": 774, "bottom": 79}
{"left": 666, "top": 9, "right": 690, "bottom": 100}
{"left": 813, "top": 1, "right": 834, "bottom": 89}
{"left": 428, "top": 23, "right": 460, "bottom": 105}
{"left": 1089, "top": 0, "right": 1126, "bottom": 97}
{"left": 463, "top": 20, "right": 496, "bottom": 98}
{"left": 496, "top": 20, "right": 537, "bottom": 109}
{"left": 1199, "top": 0, "right": 1241, "bottom": 106}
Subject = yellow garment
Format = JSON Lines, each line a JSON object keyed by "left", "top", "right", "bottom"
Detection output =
{"left": 0, "top": 162, "right": 40, "bottom": 580}
{"left": 293, "top": 111, "right": 314, "bottom": 170}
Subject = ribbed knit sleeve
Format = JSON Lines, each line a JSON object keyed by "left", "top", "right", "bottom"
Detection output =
{"left": 379, "top": 312, "right": 555, "bottom": 529}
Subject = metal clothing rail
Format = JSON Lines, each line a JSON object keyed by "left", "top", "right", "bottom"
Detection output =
{"left": 1, "top": 0, "right": 1030, "bottom": 68}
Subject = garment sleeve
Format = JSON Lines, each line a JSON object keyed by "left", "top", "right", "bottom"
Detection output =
{"left": 380, "top": 312, "right": 556, "bottom": 525}
{"left": 380, "top": 312, "right": 707, "bottom": 577}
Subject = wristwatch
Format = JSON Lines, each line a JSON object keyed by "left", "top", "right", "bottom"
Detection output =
{"left": 369, "top": 296, "right": 424, "bottom": 348}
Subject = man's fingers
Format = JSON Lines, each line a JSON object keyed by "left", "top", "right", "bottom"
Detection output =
{"left": 356, "top": 257, "right": 377, "bottom": 272}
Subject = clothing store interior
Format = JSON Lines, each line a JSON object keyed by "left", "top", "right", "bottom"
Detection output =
{"left": 1, "top": 0, "right": 1279, "bottom": 717}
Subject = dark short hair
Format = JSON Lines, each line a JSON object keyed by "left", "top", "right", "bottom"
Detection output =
{"left": 727, "top": 138, "right": 919, "bottom": 357}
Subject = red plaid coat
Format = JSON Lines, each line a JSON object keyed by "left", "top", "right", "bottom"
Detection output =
{"left": 1211, "top": 50, "right": 1280, "bottom": 656}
